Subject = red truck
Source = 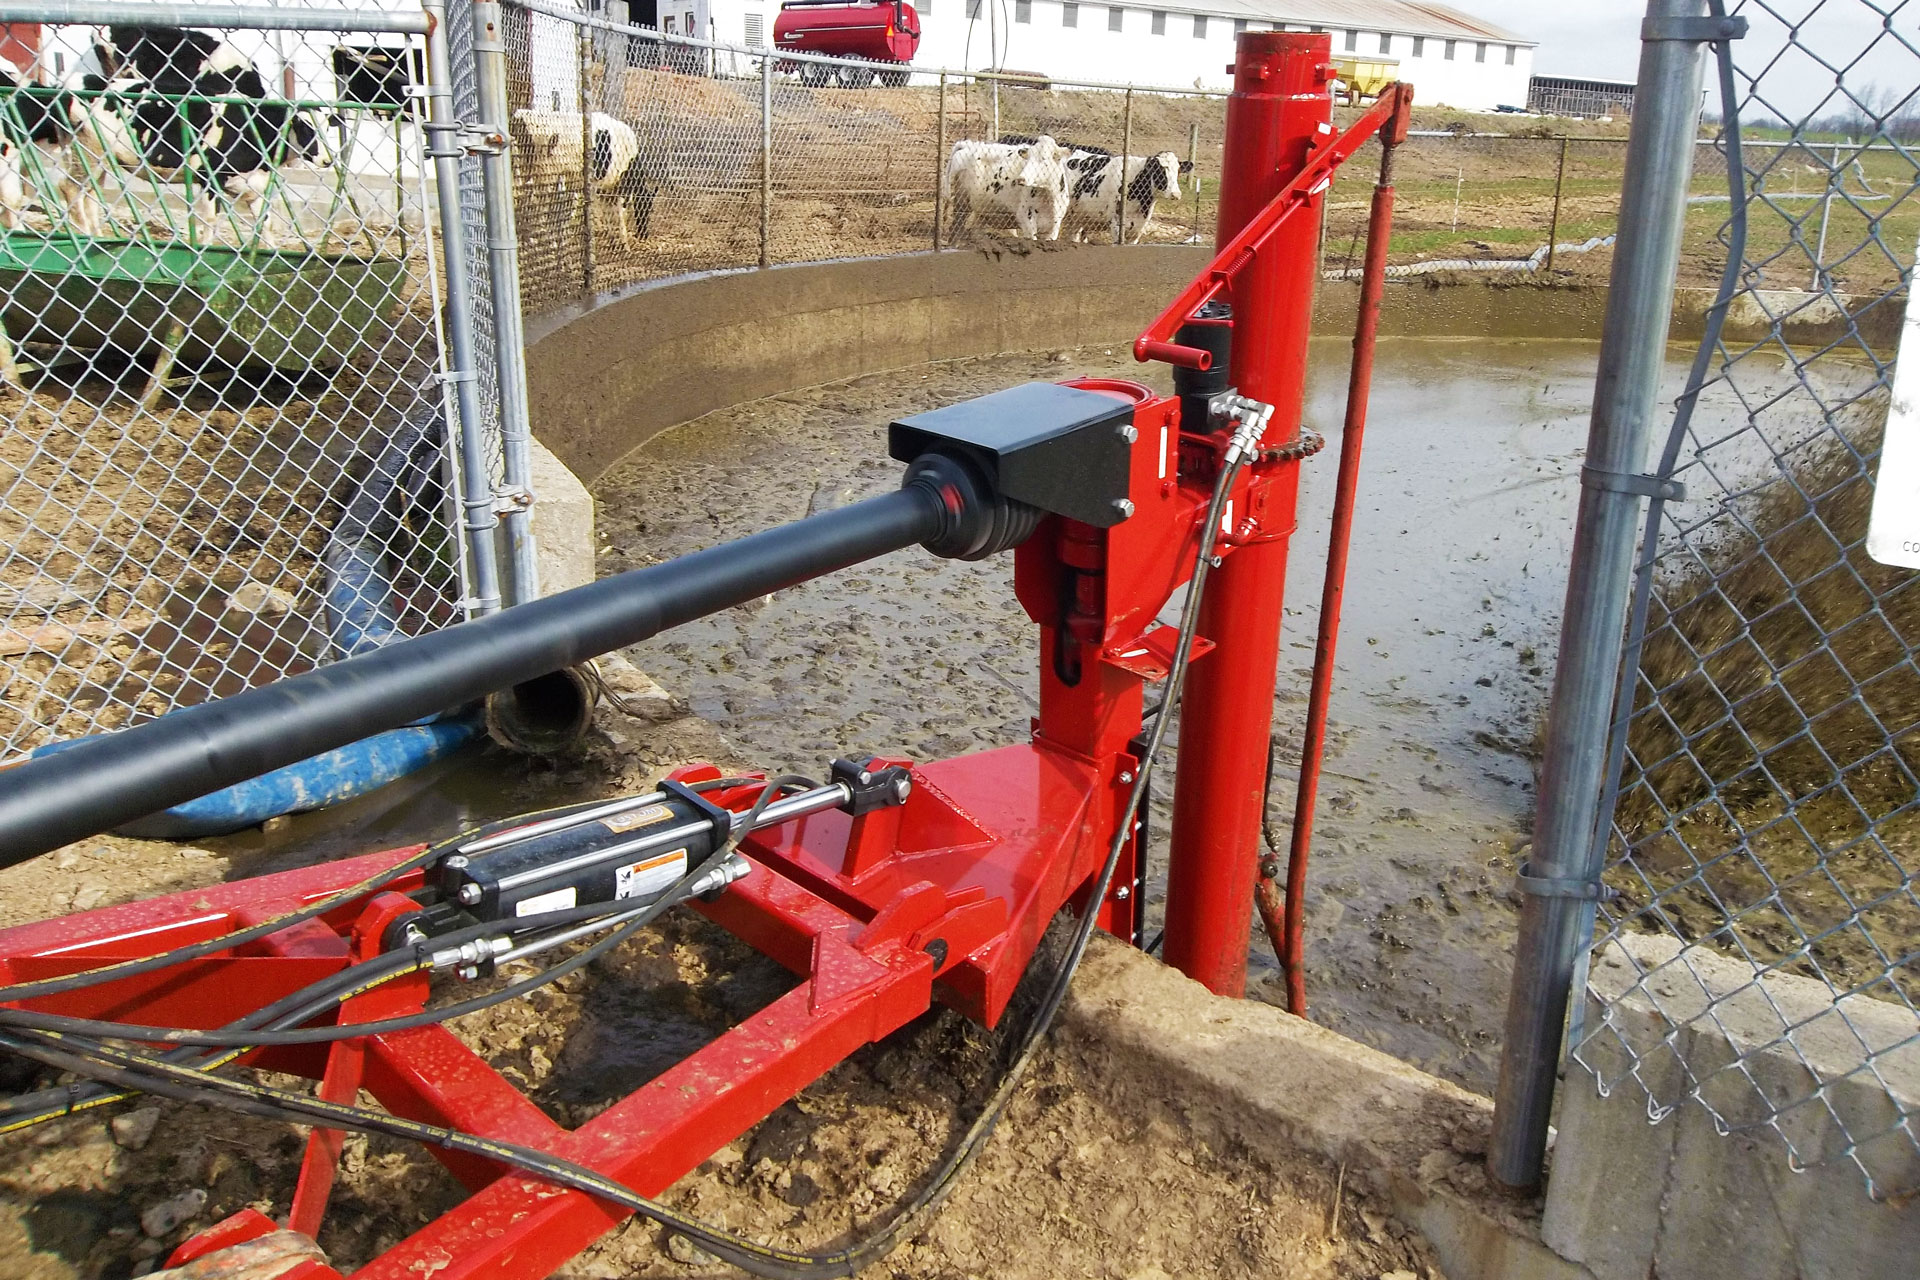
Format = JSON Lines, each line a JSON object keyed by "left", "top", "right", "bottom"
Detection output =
{"left": 773, "top": 0, "right": 920, "bottom": 86}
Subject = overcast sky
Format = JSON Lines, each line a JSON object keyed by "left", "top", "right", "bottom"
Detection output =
{"left": 1461, "top": 1, "right": 1918, "bottom": 124}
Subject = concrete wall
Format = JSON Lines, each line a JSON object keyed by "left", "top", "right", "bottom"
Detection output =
{"left": 528, "top": 248, "right": 1897, "bottom": 488}
{"left": 526, "top": 244, "right": 1211, "bottom": 484}
{"left": 1546, "top": 934, "right": 1920, "bottom": 1280}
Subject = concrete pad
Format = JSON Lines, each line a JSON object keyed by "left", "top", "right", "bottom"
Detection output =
{"left": 1547, "top": 933, "right": 1920, "bottom": 1280}
{"left": 1064, "top": 936, "right": 1593, "bottom": 1280}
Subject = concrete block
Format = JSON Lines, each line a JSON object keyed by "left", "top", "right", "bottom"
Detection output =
{"left": 526, "top": 434, "right": 595, "bottom": 597}
{"left": 1544, "top": 933, "right": 1920, "bottom": 1280}
{"left": 1065, "top": 936, "right": 1593, "bottom": 1280}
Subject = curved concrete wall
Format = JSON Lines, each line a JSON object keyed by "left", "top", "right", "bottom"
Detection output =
{"left": 524, "top": 248, "right": 1889, "bottom": 487}
{"left": 526, "top": 246, "right": 1208, "bottom": 486}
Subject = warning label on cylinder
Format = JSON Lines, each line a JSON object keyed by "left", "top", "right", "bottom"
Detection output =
{"left": 604, "top": 803, "right": 674, "bottom": 834}
{"left": 615, "top": 848, "right": 687, "bottom": 900}
{"left": 1868, "top": 284, "right": 1920, "bottom": 569}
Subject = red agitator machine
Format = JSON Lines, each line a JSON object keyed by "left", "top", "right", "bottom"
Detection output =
{"left": 0, "top": 35, "right": 1409, "bottom": 1280}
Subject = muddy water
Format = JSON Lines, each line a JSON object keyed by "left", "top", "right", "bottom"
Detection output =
{"left": 581, "top": 337, "right": 1608, "bottom": 1089}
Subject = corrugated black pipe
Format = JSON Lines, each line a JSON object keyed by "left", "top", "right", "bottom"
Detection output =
{"left": 0, "top": 482, "right": 950, "bottom": 867}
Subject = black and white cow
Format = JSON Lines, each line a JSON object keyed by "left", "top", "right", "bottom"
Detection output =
{"left": 0, "top": 56, "right": 65, "bottom": 231}
{"left": 945, "top": 135, "right": 1070, "bottom": 243}
{"left": 67, "top": 26, "right": 327, "bottom": 233}
{"left": 510, "top": 109, "right": 659, "bottom": 244}
{"left": 998, "top": 134, "right": 1190, "bottom": 243}
{"left": 1060, "top": 149, "right": 1188, "bottom": 244}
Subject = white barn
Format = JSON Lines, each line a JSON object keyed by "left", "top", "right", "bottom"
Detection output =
{"left": 552, "top": 0, "right": 1534, "bottom": 112}
{"left": 910, "top": 0, "right": 1534, "bottom": 107}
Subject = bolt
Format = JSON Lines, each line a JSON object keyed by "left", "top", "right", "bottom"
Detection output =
{"left": 458, "top": 883, "right": 483, "bottom": 906}
{"left": 892, "top": 774, "right": 912, "bottom": 802}
{"left": 401, "top": 922, "right": 428, "bottom": 947}
{"left": 457, "top": 965, "right": 479, "bottom": 981}
{"left": 858, "top": 770, "right": 873, "bottom": 785}
{"left": 444, "top": 855, "right": 469, "bottom": 870}
{"left": 1118, "top": 770, "right": 1135, "bottom": 784}
{"left": 1114, "top": 885, "right": 1131, "bottom": 900}
{"left": 1117, "top": 424, "right": 1139, "bottom": 443}
{"left": 1112, "top": 498, "right": 1135, "bottom": 518}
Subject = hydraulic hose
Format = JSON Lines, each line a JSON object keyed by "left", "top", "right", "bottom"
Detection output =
{"left": 0, "top": 480, "right": 955, "bottom": 867}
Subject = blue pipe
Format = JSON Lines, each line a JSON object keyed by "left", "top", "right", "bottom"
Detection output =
{"left": 28, "top": 394, "right": 482, "bottom": 841}
{"left": 33, "top": 713, "right": 483, "bottom": 839}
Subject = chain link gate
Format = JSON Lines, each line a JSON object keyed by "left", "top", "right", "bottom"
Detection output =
{"left": 0, "top": 3, "right": 518, "bottom": 763}
{"left": 1502, "top": 0, "right": 1920, "bottom": 1201}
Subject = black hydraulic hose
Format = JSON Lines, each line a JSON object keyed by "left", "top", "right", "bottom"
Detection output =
{"left": 0, "top": 485, "right": 948, "bottom": 867}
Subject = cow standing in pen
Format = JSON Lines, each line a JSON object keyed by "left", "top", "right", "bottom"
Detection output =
{"left": 945, "top": 135, "right": 1070, "bottom": 243}
{"left": 510, "top": 108, "right": 659, "bottom": 245}
{"left": 56, "top": 26, "right": 327, "bottom": 237}
{"left": 999, "top": 136, "right": 1189, "bottom": 244}
{"left": 0, "top": 57, "right": 58, "bottom": 231}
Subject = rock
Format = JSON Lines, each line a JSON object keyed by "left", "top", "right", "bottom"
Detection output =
{"left": 1448, "top": 1125, "right": 1488, "bottom": 1157}
{"left": 140, "top": 1188, "right": 207, "bottom": 1238}
{"left": 591, "top": 653, "right": 680, "bottom": 722}
{"left": 112, "top": 1107, "right": 161, "bottom": 1151}
{"left": 666, "top": 1232, "right": 718, "bottom": 1266}
{"left": 69, "top": 881, "right": 109, "bottom": 911}
{"left": 224, "top": 582, "right": 296, "bottom": 616}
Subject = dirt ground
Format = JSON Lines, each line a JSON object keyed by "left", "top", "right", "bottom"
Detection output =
{"left": 0, "top": 711, "right": 1444, "bottom": 1280}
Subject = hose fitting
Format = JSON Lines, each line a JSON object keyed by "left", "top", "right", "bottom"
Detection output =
{"left": 1209, "top": 392, "right": 1277, "bottom": 466}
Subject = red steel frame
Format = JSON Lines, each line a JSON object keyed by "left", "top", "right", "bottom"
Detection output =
{"left": 0, "top": 35, "right": 1409, "bottom": 1279}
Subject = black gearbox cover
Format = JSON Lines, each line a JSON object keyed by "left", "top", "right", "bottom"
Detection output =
{"left": 887, "top": 382, "right": 1134, "bottom": 528}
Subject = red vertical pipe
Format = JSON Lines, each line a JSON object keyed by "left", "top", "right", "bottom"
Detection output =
{"left": 1162, "top": 32, "right": 1332, "bottom": 997}
{"left": 1262, "top": 98, "right": 1407, "bottom": 1014}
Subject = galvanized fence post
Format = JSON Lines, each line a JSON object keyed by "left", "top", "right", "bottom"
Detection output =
{"left": 1118, "top": 87, "right": 1133, "bottom": 243}
{"left": 424, "top": 0, "right": 504, "bottom": 618}
{"left": 1810, "top": 139, "right": 1840, "bottom": 291}
{"left": 935, "top": 71, "right": 947, "bottom": 251}
{"left": 472, "top": 0, "right": 541, "bottom": 604}
{"left": 1546, "top": 134, "right": 1569, "bottom": 274}
{"left": 1487, "top": 0, "right": 1717, "bottom": 1191}
{"left": 760, "top": 52, "right": 773, "bottom": 269}
{"left": 578, "top": 26, "right": 593, "bottom": 299}
{"left": 1189, "top": 120, "right": 1200, "bottom": 242}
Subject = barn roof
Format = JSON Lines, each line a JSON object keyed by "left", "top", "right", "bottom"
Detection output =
{"left": 1138, "top": 1, "right": 1533, "bottom": 47}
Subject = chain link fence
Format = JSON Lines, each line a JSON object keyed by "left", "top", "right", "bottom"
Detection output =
{"left": 1569, "top": 0, "right": 1920, "bottom": 1201}
{"left": 0, "top": 7, "right": 492, "bottom": 761}
{"left": 500, "top": 0, "right": 1224, "bottom": 318}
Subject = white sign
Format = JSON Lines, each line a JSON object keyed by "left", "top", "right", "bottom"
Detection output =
{"left": 1868, "top": 269, "right": 1920, "bottom": 568}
